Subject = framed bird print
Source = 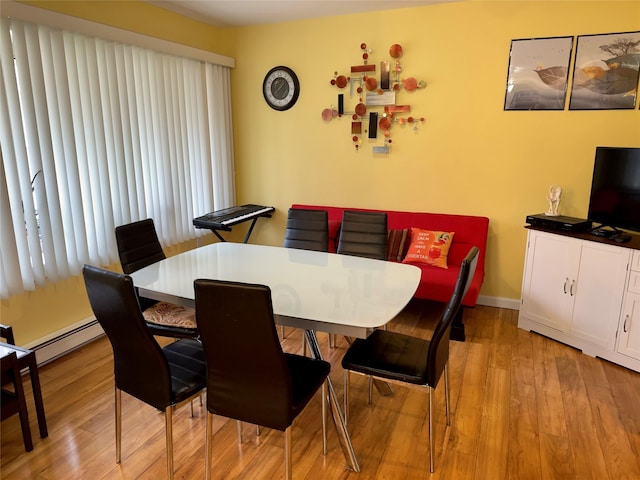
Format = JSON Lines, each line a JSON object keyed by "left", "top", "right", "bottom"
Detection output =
{"left": 504, "top": 36, "right": 573, "bottom": 111}
{"left": 569, "top": 31, "right": 640, "bottom": 110}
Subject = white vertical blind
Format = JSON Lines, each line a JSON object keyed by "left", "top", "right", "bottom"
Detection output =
{"left": 0, "top": 17, "right": 235, "bottom": 299}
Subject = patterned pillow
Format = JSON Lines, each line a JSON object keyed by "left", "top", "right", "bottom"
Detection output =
{"left": 142, "top": 302, "right": 196, "bottom": 329}
{"left": 387, "top": 229, "right": 410, "bottom": 261}
{"left": 402, "top": 228, "right": 455, "bottom": 269}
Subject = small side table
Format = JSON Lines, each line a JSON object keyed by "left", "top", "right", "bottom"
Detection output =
{"left": 0, "top": 342, "right": 48, "bottom": 438}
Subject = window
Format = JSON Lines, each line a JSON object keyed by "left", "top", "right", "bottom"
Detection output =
{"left": 0, "top": 17, "right": 235, "bottom": 298}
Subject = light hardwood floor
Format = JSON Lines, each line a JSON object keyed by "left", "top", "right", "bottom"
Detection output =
{"left": 2, "top": 300, "right": 640, "bottom": 479}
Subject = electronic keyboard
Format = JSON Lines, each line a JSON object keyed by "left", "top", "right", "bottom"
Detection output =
{"left": 193, "top": 204, "right": 275, "bottom": 242}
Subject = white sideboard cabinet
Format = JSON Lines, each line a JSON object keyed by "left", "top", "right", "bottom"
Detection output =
{"left": 518, "top": 228, "right": 640, "bottom": 372}
{"left": 616, "top": 250, "right": 640, "bottom": 363}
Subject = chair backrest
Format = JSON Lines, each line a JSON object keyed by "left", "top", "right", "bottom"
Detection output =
{"left": 115, "top": 219, "right": 166, "bottom": 274}
{"left": 0, "top": 324, "right": 15, "bottom": 345}
{"left": 82, "top": 265, "right": 172, "bottom": 410}
{"left": 194, "top": 279, "right": 294, "bottom": 431}
{"left": 337, "top": 210, "right": 388, "bottom": 260}
{"left": 283, "top": 208, "right": 329, "bottom": 252}
{"left": 426, "top": 246, "right": 479, "bottom": 386}
{"left": 0, "top": 351, "right": 20, "bottom": 394}
{"left": 0, "top": 325, "right": 16, "bottom": 388}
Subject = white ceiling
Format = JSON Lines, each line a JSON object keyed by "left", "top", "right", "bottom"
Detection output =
{"left": 146, "top": 0, "right": 458, "bottom": 27}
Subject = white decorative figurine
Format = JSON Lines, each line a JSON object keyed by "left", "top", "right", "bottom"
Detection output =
{"left": 545, "top": 184, "right": 562, "bottom": 216}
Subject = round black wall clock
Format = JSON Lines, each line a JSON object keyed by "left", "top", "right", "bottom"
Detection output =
{"left": 262, "top": 66, "right": 300, "bottom": 111}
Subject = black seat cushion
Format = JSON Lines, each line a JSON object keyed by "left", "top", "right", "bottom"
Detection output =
{"left": 285, "top": 353, "right": 331, "bottom": 416}
{"left": 164, "top": 339, "right": 207, "bottom": 404}
{"left": 341, "top": 330, "right": 431, "bottom": 386}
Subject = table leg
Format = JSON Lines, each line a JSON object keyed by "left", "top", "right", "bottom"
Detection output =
{"left": 26, "top": 353, "right": 48, "bottom": 438}
{"left": 304, "top": 330, "right": 360, "bottom": 472}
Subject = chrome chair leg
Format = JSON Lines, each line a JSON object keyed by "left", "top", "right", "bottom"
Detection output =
{"left": 165, "top": 406, "right": 174, "bottom": 480}
{"left": 444, "top": 363, "right": 451, "bottom": 426}
{"left": 428, "top": 387, "right": 434, "bottom": 473}
{"left": 237, "top": 421, "right": 243, "bottom": 443}
{"left": 284, "top": 426, "right": 292, "bottom": 480}
{"left": 343, "top": 370, "right": 350, "bottom": 426}
{"left": 115, "top": 387, "right": 122, "bottom": 464}
{"left": 205, "top": 412, "right": 213, "bottom": 480}
{"left": 368, "top": 376, "right": 373, "bottom": 405}
{"left": 322, "top": 380, "right": 328, "bottom": 455}
{"left": 256, "top": 425, "right": 261, "bottom": 436}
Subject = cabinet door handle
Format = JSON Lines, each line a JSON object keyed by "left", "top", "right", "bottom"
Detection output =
{"left": 563, "top": 277, "right": 569, "bottom": 294}
{"left": 624, "top": 314, "right": 629, "bottom": 333}
{"left": 570, "top": 279, "right": 575, "bottom": 296}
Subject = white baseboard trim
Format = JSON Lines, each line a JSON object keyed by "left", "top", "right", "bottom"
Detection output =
{"left": 476, "top": 295, "right": 520, "bottom": 311}
{"left": 24, "top": 317, "right": 105, "bottom": 366}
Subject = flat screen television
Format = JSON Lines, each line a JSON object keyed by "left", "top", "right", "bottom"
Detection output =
{"left": 587, "top": 147, "right": 640, "bottom": 233}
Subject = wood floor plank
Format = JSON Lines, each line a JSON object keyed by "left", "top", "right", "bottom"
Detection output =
{"left": 473, "top": 366, "right": 510, "bottom": 480}
{"left": 532, "top": 334, "right": 569, "bottom": 439}
{"left": 554, "top": 344, "right": 609, "bottom": 479}
{"left": 508, "top": 382, "right": 541, "bottom": 480}
{"left": 446, "top": 340, "right": 490, "bottom": 458}
{"left": 582, "top": 370, "right": 640, "bottom": 479}
{"left": 538, "top": 432, "right": 574, "bottom": 480}
{"left": 601, "top": 362, "right": 640, "bottom": 470}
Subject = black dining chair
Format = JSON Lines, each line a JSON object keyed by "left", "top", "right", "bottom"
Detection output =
{"left": 341, "top": 246, "right": 479, "bottom": 473}
{"left": 83, "top": 265, "right": 206, "bottom": 480}
{"left": 1, "top": 323, "right": 33, "bottom": 452}
{"left": 0, "top": 325, "right": 48, "bottom": 441}
{"left": 194, "top": 279, "right": 331, "bottom": 480}
{"left": 1, "top": 351, "right": 33, "bottom": 452}
{"left": 332, "top": 210, "right": 389, "bottom": 346}
{"left": 115, "top": 218, "right": 197, "bottom": 339}
{"left": 337, "top": 210, "right": 388, "bottom": 261}
{"left": 283, "top": 208, "right": 329, "bottom": 252}
{"left": 282, "top": 208, "right": 329, "bottom": 341}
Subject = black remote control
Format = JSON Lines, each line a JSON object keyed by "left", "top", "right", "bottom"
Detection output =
{"left": 611, "top": 233, "right": 632, "bottom": 243}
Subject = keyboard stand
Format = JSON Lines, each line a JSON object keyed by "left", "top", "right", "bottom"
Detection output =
{"left": 241, "top": 217, "right": 259, "bottom": 243}
{"left": 193, "top": 204, "right": 275, "bottom": 243}
{"left": 209, "top": 216, "right": 259, "bottom": 243}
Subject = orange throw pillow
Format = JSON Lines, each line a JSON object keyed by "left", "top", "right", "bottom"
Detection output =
{"left": 402, "top": 228, "right": 454, "bottom": 269}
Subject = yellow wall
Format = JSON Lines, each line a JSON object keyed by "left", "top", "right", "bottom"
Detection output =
{"left": 232, "top": 0, "right": 640, "bottom": 301}
{"left": 2, "top": 0, "right": 639, "bottom": 345}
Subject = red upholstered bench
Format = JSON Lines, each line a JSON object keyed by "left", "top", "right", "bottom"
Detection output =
{"left": 291, "top": 204, "right": 489, "bottom": 340}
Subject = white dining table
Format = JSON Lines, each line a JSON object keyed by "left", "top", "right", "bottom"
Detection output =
{"left": 130, "top": 242, "right": 421, "bottom": 471}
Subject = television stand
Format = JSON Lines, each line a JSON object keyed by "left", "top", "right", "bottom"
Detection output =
{"left": 519, "top": 227, "right": 640, "bottom": 373}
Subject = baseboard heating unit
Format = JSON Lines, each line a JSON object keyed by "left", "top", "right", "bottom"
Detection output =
{"left": 25, "top": 318, "right": 104, "bottom": 366}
